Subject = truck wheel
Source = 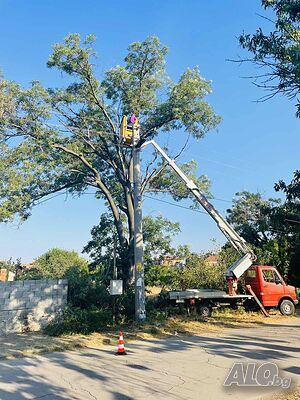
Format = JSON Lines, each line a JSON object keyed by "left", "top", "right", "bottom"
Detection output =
{"left": 279, "top": 299, "right": 295, "bottom": 316}
{"left": 244, "top": 299, "right": 259, "bottom": 312}
{"left": 198, "top": 304, "right": 212, "bottom": 317}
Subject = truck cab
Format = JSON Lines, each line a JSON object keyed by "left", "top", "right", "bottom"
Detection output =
{"left": 244, "top": 266, "right": 298, "bottom": 315}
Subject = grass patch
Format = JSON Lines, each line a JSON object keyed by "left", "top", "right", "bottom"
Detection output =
{"left": 270, "top": 389, "right": 300, "bottom": 400}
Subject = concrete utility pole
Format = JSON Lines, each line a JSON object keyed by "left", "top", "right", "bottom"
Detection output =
{"left": 132, "top": 122, "right": 146, "bottom": 322}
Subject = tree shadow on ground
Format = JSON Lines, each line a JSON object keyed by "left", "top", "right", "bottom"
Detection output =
{"left": 126, "top": 330, "right": 300, "bottom": 361}
{"left": 0, "top": 349, "right": 184, "bottom": 400}
{"left": 0, "top": 356, "right": 77, "bottom": 399}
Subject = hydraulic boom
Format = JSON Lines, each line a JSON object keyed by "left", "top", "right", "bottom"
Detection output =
{"left": 140, "top": 140, "right": 256, "bottom": 294}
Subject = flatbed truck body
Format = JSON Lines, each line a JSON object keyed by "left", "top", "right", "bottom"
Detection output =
{"left": 167, "top": 265, "right": 298, "bottom": 316}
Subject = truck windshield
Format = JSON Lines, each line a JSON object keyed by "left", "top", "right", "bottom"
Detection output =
{"left": 262, "top": 269, "right": 282, "bottom": 284}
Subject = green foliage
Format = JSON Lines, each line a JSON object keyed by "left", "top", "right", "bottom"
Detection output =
{"left": 69, "top": 272, "right": 111, "bottom": 309}
{"left": 146, "top": 300, "right": 180, "bottom": 320}
{"left": 143, "top": 215, "right": 180, "bottom": 266}
{"left": 217, "top": 246, "right": 238, "bottom": 270}
{"left": 145, "top": 265, "right": 178, "bottom": 288}
{"left": 255, "top": 239, "right": 290, "bottom": 278}
{"left": 44, "top": 306, "right": 112, "bottom": 336}
{"left": 44, "top": 286, "right": 135, "bottom": 335}
{"left": 239, "top": 0, "right": 300, "bottom": 116}
{"left": 227, "top": 191, "right": 280, "bottom": 247}
{"left": 226, "top": 185, "right": 300, "bottom": 284}
{"left": 82, "top": 213, "right": 122, "bottom": 273}
{"left": 274, "top": 171, "right": 300, "bottom": 283}
{"left": 146, "top": 252, "right": 227, "bottom": 291}
{"left": 84, "top": 213, "right": 181, "bottom": 272}
{"left": 275, "top": 170, "right": 300, "bottom": 201}
{"left": 103, "top": 36, "right": 168, "bottom": 115}
{"left": 20, "top": 248, "right": 97, "bottom": 307}
{"left": 114, "top": 287, "right": 135, "bottom": 323}
{"left": 0, "top": 34, "right": 220, "bottom": 283}
{"left": 24, "top": 248, "right": 89, "bottom": 279}
{"left": 173, "top": 254, "right": 227, "bottom": 290}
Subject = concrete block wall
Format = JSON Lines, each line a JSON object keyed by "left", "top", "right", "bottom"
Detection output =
{"left": 0, "top": 279, "right": 68, "bottom": 334}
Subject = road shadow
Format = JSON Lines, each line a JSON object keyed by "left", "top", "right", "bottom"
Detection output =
{"left": 0, "top": 356, "right": 76, "bottom": 399}
{"left": 128, "top": 331, "right": 300, "bottom": 361}
{"left": 0, "top": 349, "right": 183, "bottom": 400}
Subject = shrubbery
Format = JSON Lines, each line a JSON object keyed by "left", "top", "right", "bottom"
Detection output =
{"left": 146, "top": 252, "right": 227, "bottom": 291}
{"left": 45, "top": 287, "right": 136, "bottom": 336}
{"left": 44, "top": 306, "right": 112, "bottom": 336}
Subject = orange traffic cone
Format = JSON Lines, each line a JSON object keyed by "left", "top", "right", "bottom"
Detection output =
{"left": 116, "top": 331, "right": 127, "bottom": 355}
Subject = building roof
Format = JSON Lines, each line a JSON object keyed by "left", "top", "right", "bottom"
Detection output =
{"left": 206, "top": 255, "right": 219, "bottom": 263}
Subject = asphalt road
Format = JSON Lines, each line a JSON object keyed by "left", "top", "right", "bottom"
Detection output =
{"left": 0, "top": 321, "right": 299, "bottom": 400}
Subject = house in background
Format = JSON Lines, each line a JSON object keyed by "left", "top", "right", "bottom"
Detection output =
{"left": 21, "top": 262, "right": 35, "bottom": 270}
{"left": 160, "top": 256, "right": 186, "bottom": 269}
{"left": 0, "top": 268, "right": 15, "bottom": 281}
{"left": 205, "top": 255, "right": 219, "bottom": 266}
{"left": 0, "top": 260, "right": 35, "bottom": 281}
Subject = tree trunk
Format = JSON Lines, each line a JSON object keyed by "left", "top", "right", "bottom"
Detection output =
{"left": 112, "top": 215, "right": 134, "bottom": 290}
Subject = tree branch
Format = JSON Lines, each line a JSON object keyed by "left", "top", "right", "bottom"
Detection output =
{"left": 84, "top": 73, "right": 116, "bottom": 134}
{"left": 52, "top": 142, "right": 127, "bottom": 246}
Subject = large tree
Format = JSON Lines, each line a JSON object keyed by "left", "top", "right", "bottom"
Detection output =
{"left": 0, "top": 35, "right": 220, "bottom": 284}
{"left": 274, "top": 171, "right": 300, "bottom": 283}
{"left": 227, "top": 185, "right": 300, "bottom": 283}
{"left": 238, "top": 0, "right": 300, "bottom": 116}
{"left": 226, "top": 191, "right": 280, "bottom": 247}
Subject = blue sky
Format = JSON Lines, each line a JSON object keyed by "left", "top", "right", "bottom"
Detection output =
{"left": 0, "top": 0, "right": 299, "bottom": 262}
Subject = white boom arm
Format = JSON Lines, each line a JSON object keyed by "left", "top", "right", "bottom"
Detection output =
{"left": 140, "top": 140, "right": 256, "bottom": 279}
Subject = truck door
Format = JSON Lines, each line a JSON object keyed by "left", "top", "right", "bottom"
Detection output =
{"left": 261, "top": 269, "right": 284, "bottom": 307}
{"left": 245, "top": 267, "right": 260, "bottom": 294}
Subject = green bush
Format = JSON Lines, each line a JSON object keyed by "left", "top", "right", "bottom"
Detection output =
{"left": 114, "top": 287, "right": 135, "bottom": 323}
{"left": 68, "top": 274, "right": 111, "bottom": 309}
{"left": 22, "top": 248, "right": 89, "bottom": 280}
{"left": 146, "top": 292, "right": 183, "bottom": 319}
{"left": 145, "top": 265, "right": 177, "bottom": 288}
{"left": 44, "top": 284, "right": 136, "bottom": 335}
{"left": 146, "top": 253, "right": 227, "bottom": 292}
{"left": 44, "top": 306, "right": 112, "bottom": 336}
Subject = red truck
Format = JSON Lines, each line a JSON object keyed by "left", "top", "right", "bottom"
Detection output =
{"left": 245, "top": 265, "right": 298, "bottom": 315}
{"left": 139, "top": 140, "right": 298, "bottom": 317}
{"left": 168, "top": 265, "right": 298, "bottom": 317}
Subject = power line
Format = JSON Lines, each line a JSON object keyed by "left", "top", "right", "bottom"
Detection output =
{"left": 35, "top": 191, "right": 96, "bottom": 206}
{"left": 285, "top": 218, "right": 300, "bottom": 225}
{"left": 36, "top": 190, "right": 210, "bottom": 215}
{"left": 143, "top": 195, "right": 209, "bottom": 215}
{"left": 35, "top": 189, "right": 232, "bottom": 209}
{"left": 210, "top": 197, "right": 232, "bottom": 204}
